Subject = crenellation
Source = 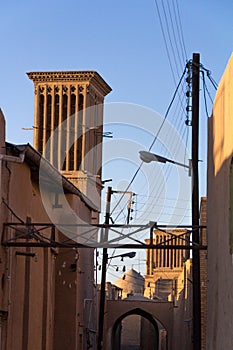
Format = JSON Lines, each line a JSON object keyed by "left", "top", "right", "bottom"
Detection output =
{"left": 27, "top": 71, "right": 112, "bottom": 96}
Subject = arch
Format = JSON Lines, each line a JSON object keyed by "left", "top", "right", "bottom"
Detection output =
{"left": 111, "top": 308, "right": 160, "bottom": 350}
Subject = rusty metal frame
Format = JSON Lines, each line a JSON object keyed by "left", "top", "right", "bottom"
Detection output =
{"left": 2, "top": 222, "right": 207, "bottom": 250}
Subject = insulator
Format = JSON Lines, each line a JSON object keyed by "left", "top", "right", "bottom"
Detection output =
{"left": 185, "top": 119, "right": 192, "bottom": 126}
{"left": 186, "top": 61, "right": 191, "bottom": 69}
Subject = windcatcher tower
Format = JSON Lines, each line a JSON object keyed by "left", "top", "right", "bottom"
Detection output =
{"left": 145, "top": 229, "right": 190, "bottom": 301}
{"left": 27, "top": 71, "right": 111, "bottom": 208}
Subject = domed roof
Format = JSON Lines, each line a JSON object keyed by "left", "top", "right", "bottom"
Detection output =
{"left": 125, "top": 268, "right": 145, "bottom": 281}
{"left": 114, "top": 269, "right": 145, "bottom": 296}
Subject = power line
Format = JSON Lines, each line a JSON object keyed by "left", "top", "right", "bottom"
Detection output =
{"left": 110, "top": 68, "right": 187, "bottom": 222}
{"left": 201, "top": 72, "right": 210, "bottom": 117}
{"left": 149, "top": 67, "right": 186, "bottom": 151}
{"left": 2, "top": 198, "right": 24, "bottom": 223}
{"left": 135, "top": 201, "right": 191, "bottom": 210}
{"left": 172, "top": 0, "right": 187, "bottom": 61}
{"left": 136, "top": 194, "right": 190, "bottom": 201}
{"left": 166, "top": 0, "right": 184, "bottom": 68}
{"left": 154, "top": 0, "right": 178, "bottom": 85}
{"left": 109, "top": 2, "right": 190, "bottom": 223}
{"left": 161, "top": 0, "right": 182, "bottom": 77}
{"left": 200, "top": 63, "right": 218, "bottom": 90}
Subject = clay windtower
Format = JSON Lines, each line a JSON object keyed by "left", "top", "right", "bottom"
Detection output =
{"left": 27, "top": 71, "right": 111, "bottom": 206}
{"left": 145, "top": 229, "right": 190, "bottom": 300}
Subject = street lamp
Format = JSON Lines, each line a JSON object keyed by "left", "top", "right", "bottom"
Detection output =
{"left": 97, "top": 245, "right": 136, "bottom": 350}
{"left": 139, "top": 150, "right": 191, "bottom": 175}
{"left": 108, "top": 251, "right": 136, "bottom": 260}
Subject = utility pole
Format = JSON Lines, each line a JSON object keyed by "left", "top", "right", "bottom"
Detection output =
{"left": 191, "top": 53, "right": 201, "bottom": 350}
{"left": 97, "top": 186, "right": 112, "bottom": 350}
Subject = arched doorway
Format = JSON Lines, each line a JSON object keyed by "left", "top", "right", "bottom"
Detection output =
{"left": 112, "top": 308, "right": 160, "bottom": 350}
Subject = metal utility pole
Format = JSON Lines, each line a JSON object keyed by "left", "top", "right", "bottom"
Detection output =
{"left": 191, "top": 52, "right": 201, "bottom": 350}
{"left": 97, "top": 186, "right": 112, "bottom": 350}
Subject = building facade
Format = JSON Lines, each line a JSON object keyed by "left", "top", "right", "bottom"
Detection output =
{"left": 207, "top": 53, "right": 233, "bottom": 349}
{"left": 0, "top": 70, "right": 111, "bottom": 350}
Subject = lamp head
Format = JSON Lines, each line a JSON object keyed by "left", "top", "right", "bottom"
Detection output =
{"left": 127, "top": 252, "right": 136, "bottom": 258}
{"left": 139, "top": 151, "right": 167, "bottom": 164}
{"left": 120, "top": 251, "right": 136, "bottom": 259}
{"left": 139, "top": 150, "right": 154, "bottom": 163}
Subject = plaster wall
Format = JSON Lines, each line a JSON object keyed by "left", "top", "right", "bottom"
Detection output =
{"left": 105, "top": 300, "right": 173, "bottom": 350}
{"left": 207, "top": 53, "right": 233, "bottom": 349}
{"left": 172, "top": 259, "right": 193, "bottom": 350}
{"left": 1, "top": 161, "right": 55, "bottom": 350}
{"left": 0, "top": 143, "right": 95, "bottom": 349}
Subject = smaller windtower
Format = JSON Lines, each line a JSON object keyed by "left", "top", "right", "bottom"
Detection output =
{"left": 145, "top": 229, "right": 190, "bottom": 301}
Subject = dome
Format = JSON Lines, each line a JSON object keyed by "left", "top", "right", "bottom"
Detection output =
{"left": 114, "top": 269, "right": 145, "bottom": 297}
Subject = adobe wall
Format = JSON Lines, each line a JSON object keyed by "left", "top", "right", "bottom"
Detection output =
{"left": 207, "top": 53, "right": 233, "bottom": 349}
{"left": 105, "top": 300, "right": 173, "bottom": 350}
{"left": 0, "top": 152, "right": 94, "bottom": 350}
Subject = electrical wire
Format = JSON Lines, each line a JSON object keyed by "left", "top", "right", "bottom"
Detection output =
{"left": 136, "top": 194, "right": 190, "bottom": 201}
{"left": 107, "top": 213, "right": 130, "bottom": 268}
{"left": 2, "top": 198, "right": 24, "bottom": 223}
{"left": 109, "top": 1, "right": 189, "bottom": 223}
{"left": 161, "top": 0, "right": 182, "bottom": 77}
{"left": 154, "top": 0, "right": 178, "bottom": 85}
{"left": 207, "top": 74, "right": 218, "bottom": 90}
{"left": 154, "top": 0, "right": 188, "bottom": 113}
{"left": 111, "top": 66, "right": 187, "bottom": 223}
{"left": 166, "top": 0, "right": 184, "bottom": 68}
{"left": 172, "top": 0, "right": 187, "bottom": 61}
{"left": 200, "top": 63, "right": 218, "bottom": 90}
{"left": 201, "top": 72, "right": 210, "bottom": 118}
{"left": 202, "top": 72, "right": 214, "bottom": 106}
{"left": 149, "top": 67, "right": 186, "bottom": 151}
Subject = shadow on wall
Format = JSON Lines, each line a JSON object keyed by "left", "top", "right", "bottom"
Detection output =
{"left": 207, "top": 144, "right": 233, "bottom": 349}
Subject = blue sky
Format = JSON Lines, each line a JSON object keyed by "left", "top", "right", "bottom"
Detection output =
{"left": 1, "top": 0, "right": 233, "bottom": 279}
{"left": 1, "top": 0, "right": 232, "bottom": 143}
